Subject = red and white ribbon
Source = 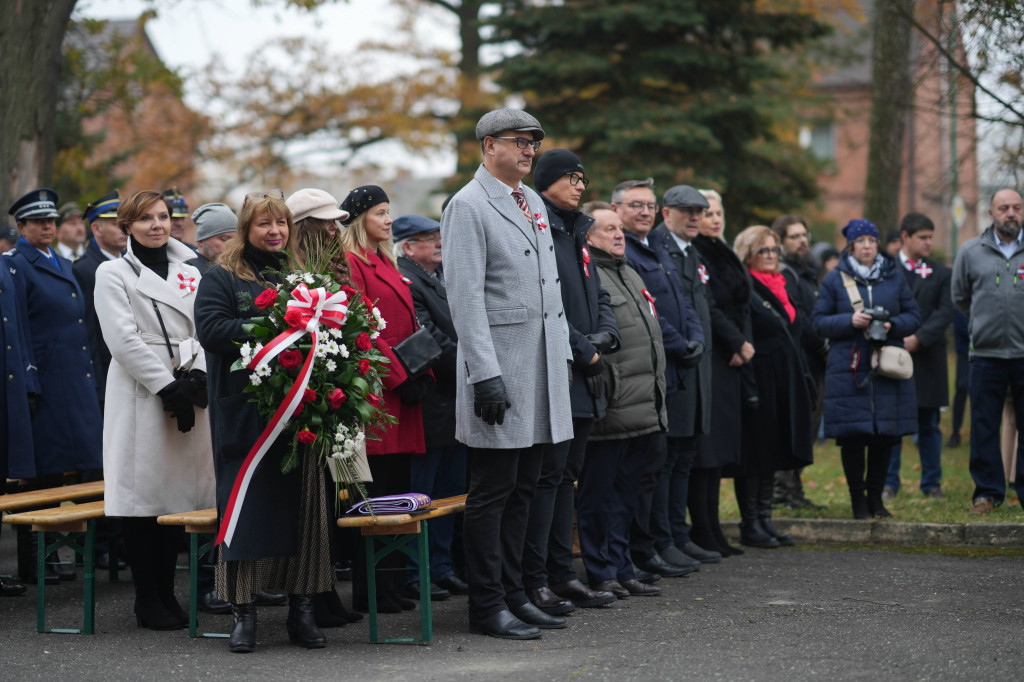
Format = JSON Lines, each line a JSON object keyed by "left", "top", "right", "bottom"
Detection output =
{"left": 641, "top": 288, "right": 658, "bottom": 319}
{"left": 217, "top": 284, "right": 348, "bottom": 547}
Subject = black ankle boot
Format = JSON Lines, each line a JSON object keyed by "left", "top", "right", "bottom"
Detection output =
{"left": 229, "top": 603, "right": 257, "bottom": 653}
{"left": 757, "top": 475, "right": 794, "bottom": 546}
{"left": 287, "top": 594, "right": 326, "bottom": 648}
{"left": 736, "top": 476, "right": 779, "bottom": 548}
{"left": 312, "top": 592, "right": 347, "bottom": 628}
{"left": 866, "top": 494, "right": 892, "bottom": 518}
{"left": 850, "top": 490, "right": 870, "bottom": 519}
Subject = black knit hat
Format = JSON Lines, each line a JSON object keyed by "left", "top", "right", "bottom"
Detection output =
{"left": 534, "top": 149, "right": 585, "bottom": 193}
{"left": 340, "top": 185, "right": 390, "bottom": 225}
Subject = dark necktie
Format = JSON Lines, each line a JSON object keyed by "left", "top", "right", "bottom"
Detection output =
{"left": 511, "top": 188, "right": 532, "bottom": 223}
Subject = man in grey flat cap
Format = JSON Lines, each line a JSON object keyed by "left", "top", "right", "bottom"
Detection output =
{"left": 441, "top": 108, "right": 574, "bottom": 640}
{"left": 187, "top": 203, "right": 237, "bottom": 274}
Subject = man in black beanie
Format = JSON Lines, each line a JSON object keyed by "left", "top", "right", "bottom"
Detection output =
{"left": 522, "top": 150, "right": 620, "bottom": 614}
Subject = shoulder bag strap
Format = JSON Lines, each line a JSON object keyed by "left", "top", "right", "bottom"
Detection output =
{"left": 839, "top": 270, "right": 864, "bottom": 312}
{"left": 121, "top": 255, "right": 178, "bottom": 368}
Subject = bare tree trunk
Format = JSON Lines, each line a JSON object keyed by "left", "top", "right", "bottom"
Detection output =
{"left": 0, "top": 0, "right": 77, "bottom": 213}
{"left": 864, "top": 0, "right": 914, "bottom": 233}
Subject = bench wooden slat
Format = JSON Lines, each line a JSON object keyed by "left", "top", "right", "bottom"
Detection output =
{"left": 2, "top": 500, "right": 105, "bottom": 526}
{"left": 0, "top": 481, "right": 104, "bottom": 512}
{"left": 157, "top": 509, "right": 217, "bottom": 527}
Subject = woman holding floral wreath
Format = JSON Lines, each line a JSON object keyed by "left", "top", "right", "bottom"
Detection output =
{"left": 195, "top": 191, "right": 332, "bottom": 653}
{"left": 339, "top": 185, "right": 434, "bottom": 613}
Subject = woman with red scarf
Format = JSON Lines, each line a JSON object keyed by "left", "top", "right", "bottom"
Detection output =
{"left": 734, "top": 226, "right": 815, "bottom": 547}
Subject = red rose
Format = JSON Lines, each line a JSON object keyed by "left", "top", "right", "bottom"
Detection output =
{"left": 328, "top": 388, "right": 347, "bottom": 409}
{"left": 341, "top": 285, "right": 357, "bottom": 298}
{"left": 358, "top": 359, "right": 371, "bottom": 375}
{"left": 363, "top": 296, "right": 374, "bottom": 309}
{"left": 366, "top": 393, "right": 381, "bottom": 408}
{"left": 292, "top": 402, "right": 305, "bottom": 416}
{"left": 279, "top": 349, "right": 303, "bottom": 370}
{"left": 356, "top": 333, "right": 372, "bottom": 351}
{"left": 297, "top": 429, "right": 317, "bottom": 444}
{"left": 254, "top": 288, "right": 278, "bottom": 309}
{"left": 303, "top": 388, "right": 317, "bottom": 403}
{"left": 284, "top": 308, "right": 304, "bottom": 328}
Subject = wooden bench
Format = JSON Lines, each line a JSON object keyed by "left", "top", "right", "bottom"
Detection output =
{"left": 0, "top": 480, "right": 105, "bottom": 512}
{"left": 2, "top": 500, "right": 106, "bottom": 634}
{"left": 338, "top": 494, "right": 467, "bottom": 644}
{"left": 156, "top": 508, "right": 225, "bottom": 639}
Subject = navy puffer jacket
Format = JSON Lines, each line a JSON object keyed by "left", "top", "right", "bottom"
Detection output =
{"left": 813, "top": 253, "right": 920, "bottom": 440}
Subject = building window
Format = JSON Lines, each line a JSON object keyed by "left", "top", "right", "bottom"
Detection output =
{"left": 800, "top": 122, "right": 836, "bottom": 161}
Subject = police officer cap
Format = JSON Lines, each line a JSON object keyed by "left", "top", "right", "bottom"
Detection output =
{"left": 163, "top": 187, "right": 189, "bottom": 218}
{"left": 475, "top": 108, "right": 545, "bottom": 142}
{"left": 58, "top": 202, "right": 83, "bottom": 225}
{"left": 392, "top": 215, "right": 440, "bottom": 242}
{"left": 662, "top": 185, "right": 709, "bottom": 210}
{"left": 0, "top": 224, "right": 19, "bottom": 243}
{"left": 8, "top": 188, "right": 60, "bottom": 222}
{"left": 85, "top": 190, "right": 121, "bottom": 224}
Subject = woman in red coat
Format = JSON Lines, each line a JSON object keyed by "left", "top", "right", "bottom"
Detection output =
{"left": 338, "top": 185, "right": 433, "bottom": 613}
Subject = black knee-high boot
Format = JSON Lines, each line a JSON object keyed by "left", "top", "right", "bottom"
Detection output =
{"left": 866, "top": 441, "right": 894, "bottom": 518}
{"left": 687, "top": 469, "right": 716, "bottom": 552}
{"left": 123, "top": 517, "right": 183, "bottom": 630}
{"left": 708, "top": 470, "right": 743, "bottom": 556}
{"left": 735, "top": 476, "right": 778, "bottom": 548}
{"left": 840, "top": 445, "right": 870, "bottom": 519}
{"left": 757, "top": 473, "right": 794, "bottom": 546}
{"left": 158, "top": 524, "right": 187, "bottom": 622}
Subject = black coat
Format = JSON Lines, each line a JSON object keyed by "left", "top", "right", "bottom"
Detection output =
{"left": 194, "top": 264, "right": 300, "bottom": 562}
{"left": 691, "top": 234, "right": 752, "bottom": 470}
{"left": 902, "top": 257, "right": 954, "bottom": 409}
{"left": 652, "top": 225, "right": 712, "bottom": 437}
{"left": 397, "top": 256, "right": 459, "bottom": 448}
{"left": 742, "top": 275, "right": 815, "bottom": 474}
{"left": 781, "top": 258, "right": 828, "bottom": 379}
{"left": 72, "top": 240, "right": 114, "bottom": 404}
{"left": 186, "top": 252, "right": 214, "bottom": 275}
{"left": 543, "top": 195, "right": 619, "bottom": 419}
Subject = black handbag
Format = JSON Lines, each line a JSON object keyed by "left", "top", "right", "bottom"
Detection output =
{"left": 392, "top": 326, "right": 442, "bottom": 379}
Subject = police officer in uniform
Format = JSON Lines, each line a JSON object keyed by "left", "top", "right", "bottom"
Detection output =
{"left": 164, "top": 187, "right": 196, "bottom": 248}
{"left": 5, "top": 188, "right": 103, "bottom": 583}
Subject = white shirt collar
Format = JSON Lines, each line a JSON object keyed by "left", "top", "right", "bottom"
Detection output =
{"left": 668, "top": 230, "right": 690, "bottom": 254}
{"left": 994, "top": 228, "right": 1023, "bottom": 250}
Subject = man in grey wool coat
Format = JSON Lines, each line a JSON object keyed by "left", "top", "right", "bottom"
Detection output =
{"left": 440, "top": 108, "right": 574, "bottom": 640}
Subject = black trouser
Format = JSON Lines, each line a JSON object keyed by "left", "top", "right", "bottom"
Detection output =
{"left": 951, "top": 350, "right": 970, "bottom": 436}
{"left": 523, "top": 418, "right": 592, "bottom": 589}
{"left": 840, "top": 437, "right": 894, "bottom": 501}
{"left": 651, "top": 435, "right": 698, "bottom": 551}
{"left": 463, "top": 444, "right": 546, "bottom": 619}
{"left": 628, "top": 433, "right": 668, "bottom": 565}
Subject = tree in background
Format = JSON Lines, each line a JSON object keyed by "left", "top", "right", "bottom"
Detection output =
{"left": 488, "top": 0, "right": 833, "bottom": 232}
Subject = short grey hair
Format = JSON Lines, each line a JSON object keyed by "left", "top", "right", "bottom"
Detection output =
{"left": 392, "top": 239, "right": 409, "bottom": 260}
{"left": 611, "top": 178, "right": 655, "bottom": 204}
{"left": 581, "top": 200, "right": 612, "bottom": 217}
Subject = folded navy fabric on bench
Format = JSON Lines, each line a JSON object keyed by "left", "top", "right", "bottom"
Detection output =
{"left": 346, "top": 493, "right": 432, "bottom": 516}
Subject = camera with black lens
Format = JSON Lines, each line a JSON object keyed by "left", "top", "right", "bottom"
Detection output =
{"left": 862, "top": 306, "right": 890, "bottom": 344}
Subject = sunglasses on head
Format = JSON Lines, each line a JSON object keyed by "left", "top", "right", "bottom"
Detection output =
{"left": 243, "top": 189, "right": 285, "bottom": 208}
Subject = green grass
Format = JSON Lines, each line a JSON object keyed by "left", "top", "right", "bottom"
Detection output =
{"left": 720, "top": 354, "right": 1024, "bottom": 524}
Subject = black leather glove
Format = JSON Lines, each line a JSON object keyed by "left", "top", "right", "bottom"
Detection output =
{"left": 158, "top": 378, "right": 197, "bottom": 433}
{"left": 397, "top": 375, "right": 434, "bottom": 406}
{"left": 27, "top": 393, "right": 37, "bottom": 420}
{"left": 473, "top": 376, "right": 510, "bottom": 426}
{"left": 188, "top": 369, "right": 208, "bottom": 408}
{"left": 174, "top": 406, "right": 196, "bottom": 433}
{"left": 567, "top": 361, "right": 574, "bottom": 393}
{"left": 581, "top": 357, "right": 605, "bottom": 399}
{"left": 679, "top": 340, "right": 705, "bottom": 369}
{"left": 586, "top": 332, "right": 618, "bottom": 355}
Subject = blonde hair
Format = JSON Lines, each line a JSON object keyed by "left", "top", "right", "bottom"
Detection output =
{"left": 217, "top": 196, "right": 297, "bottom": 281}
{"left": 733, "top": 225, "right": 780, "bottom": 271}
{"left": 338, "top": 209, "right": 396, "bottom": 267}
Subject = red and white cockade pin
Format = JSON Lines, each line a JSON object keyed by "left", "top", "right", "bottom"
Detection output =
{"left": 581, "top": 245, "right": 591, "bottom": 278}
{"left": 641, "top": 288, "right": 658, "bottom": 319}
{"left": 1018, "top": 264, "right": 1024, "bottom": 276}
{"left": 698, "top": 264, "right": 710, "bottom": 284}
{"left": 401, "top": 276, "right": 412, "bottom": 284}
{"left": 534, "top": 212, "right": 548, "bottom": 231}
{"left": 178, "top": 272, "right": 196, "bottom": 291}
{"left": 915, "top": 262, "right": 932, "bottom": 279}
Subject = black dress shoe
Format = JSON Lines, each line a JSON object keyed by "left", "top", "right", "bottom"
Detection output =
{"left": 549, "top": 579, "right": 616, "bottom": 608}
{"left": 637, "top": 553, "right": 694, "bottom": 578}
{"left": 229, "top": 603, "right": 257, "bottom": 653}
{"left": 509, "top": 601, "right": 567, "bottom": 629}
{"left": 681, "top": 541, "right": 722, "bottom": 564}
{"left": 591, "top": 579, "right": 629, "bottom": 599}
{"left": 632, "top": 565, "right": 662, "bottom": 584}
{"left": 403, "top": 581, "right": 452, "bottom": 601}
{"left": 286, "top": 594, "right": 327, "bottom": 648}
{"left": 526, "top": 586, "right": 575, "bottom": 615}
{"left": 253, "top": 589, "right": 287, "bottom": 606}
{"left": 0, "top": 577, "right": 27, "bottom": 597}
{"left": 621, "top": 579, "right": 662, "bottom": 596}
{"left": 469, "top": 609, "right": 541, "bottom": 640}
{"left": 659, "top": 546, "right": 701, "bottom": 570}
{"left": 323, "top": 586, "right": 362, "bottom": 623}
{"left": 198, "top": 590, "right": 233, "bottom": 614}
{"left": 436, "top": 574, "right": 469, "bottom": 595}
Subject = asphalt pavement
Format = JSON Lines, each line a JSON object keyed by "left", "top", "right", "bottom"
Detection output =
{"left": 2, "top": 528, "right": 1022, "bottom": 681}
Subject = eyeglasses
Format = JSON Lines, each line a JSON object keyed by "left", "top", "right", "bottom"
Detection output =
{"left": 406, "top": 235, "right": 441, "bottom": 244}
{"left": 566, "top": 173, "right": 590, "bottom": 189}
{"left": 784, "top": 232, "right": 809, "bottom": 240}
{"left": 757, "top": 246, "right": 782, "bottom": 256}
{"left": 493, "top": 136, "right": 542, "bottom": 152}
{"left": 243, "top": 188, "right": 284, "bottom": 208}
{"left": 624, "top": 201, "right": 658, "bottom": 212}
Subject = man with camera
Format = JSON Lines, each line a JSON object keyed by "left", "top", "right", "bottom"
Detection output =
{"left": 952, "top": 188, "right": 1024, "bottom": 514}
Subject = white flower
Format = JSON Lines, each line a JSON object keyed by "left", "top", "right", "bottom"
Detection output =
{"left": 249, "top": 374, "right": 263, "bottom": 386}
{"left": 337, "top": 343, "right": 350, "bottom": 358}
{"left": 255, "top": 362, "right": 272, "bottom": 377}
{"left": 253, "top": 342, "right": 264, "bottom": 356}
{"left": 239, "top": 342, "right": 253, "bottom": 360}
{"left": 315, "top": 343, "right": 329, "bottom": 359}
{"left": 286, "top": 273, "right": 300, "bottom": 285}
{"left": 372, "top": 307, "right": 386, "bottom": 330}
{"left": 325, "top": 359, "right": 337, "bottom": 372}
{"left": 328, "top": 327, "right": 343, "bottom": 339}
{"left": 303, "top": 272, "right": 315, "bottom": 284}
{"left": 325, "top": 340, "right": 340, "bottom": 356}
{"left": 370, "top": 331, "right": 380, "bottom": 340}
{"left": 267, "top": 314, "right": 276, "bottom": 325}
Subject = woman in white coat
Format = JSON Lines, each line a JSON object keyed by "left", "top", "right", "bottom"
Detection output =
{"left": 95, "top": 190, "right": 214, "bottom": 630}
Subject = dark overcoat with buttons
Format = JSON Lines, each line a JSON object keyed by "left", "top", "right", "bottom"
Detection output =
{"left": 3, "top": 245, "right": 102, "bottom": 476}
{"left": 72, "top": 240, "right": 114, "bottom": 404}
{"left": 902, "top": 257, "right": 954, "bottom": 410}
{"left": 541, "top": 194, "right": 619, "bottom": 420}
{"left": 441, "top": 164, "right": 573, "bottom": 449}
{"left": 0, "top": 262, "right": 39, "bottom": 478}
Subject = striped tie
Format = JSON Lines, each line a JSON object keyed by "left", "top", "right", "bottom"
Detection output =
{"left": 511, "top": 188, "right": 533, "bottom": 223}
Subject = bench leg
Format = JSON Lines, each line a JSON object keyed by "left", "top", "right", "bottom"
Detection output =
{"left": 84, "top": 522, "right": 95, "bottom": 634}
{"left": 189, "top": 532, "right": 199, "bottom": 638}
{"left": 36, "top": 531, "right": 46, "bottom": 634}
{"left": 366, "top": 535, "right": 379, "bottom": 643}
{"left": 417, "top": 524, "right": 432, "bottom": 643}
{"left": 361, "top": 529, "right": 433, "bottom": 644}
{"left": 35, "top": 523, "right": 96, "bottom": 634}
